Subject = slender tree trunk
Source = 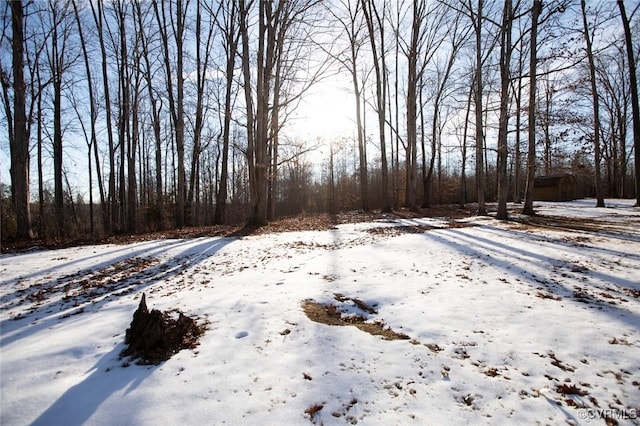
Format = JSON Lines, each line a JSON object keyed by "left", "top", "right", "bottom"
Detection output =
{"left": 522, "top": 0, "right": 541, "bottom": 215}
{"left": 268, "top": 62, "right": 282, "bottom": 221}
{"left": 135, "top": 0, "right": 164, "bottom": 230}
{"left": 460, "top": 77, "right": 473, "bottom": 208}
{"left": 73, "top": 0, "right": 105, "bottom": 236}
{"left": 51, "top": 17, "right": 65, "bottom": 236}
{"left": 175, "top": 0, "right": 187, "bottom": 226}
{"left": 353, "top": 66, "right": 368, "bottom": 212}
{"left": 405, "top": 0, "right": 420, "bottom": 211}
{"left": 394, "top": 5, "right": 400, "bottom": 209}
{"left": 153, "top": 0, "right": 186, "bottom": 228}
{"left": 496, "top": 0, "right": 512, "bottom": 220}
{"left": 239, "top": 0, "right": 258, "bottom": 223}
{"left": 37, "top": 71, "right": 44, "bottom": 236}
{"left": 188, "top": 0, "right": 214, "bottom": 225}
{"left": 474, "top": 0, "right": 486, "bottom": 215}
{"left": 214, "top": 3, "right": 239, "bottom": 225}
{"left": 90, "top": 0, "right": 117, "bottom": 234}
{"left": 361, "top": 0, "right": 391, "bottom": 212}
{"left": 581, "top": 0, "right": 605, "bottom": 207}
{"left": 617, "top": 0, "right": 640, "bottom": 206}
{"left": 513, "top": 51, "right": 523, "bottom": 203}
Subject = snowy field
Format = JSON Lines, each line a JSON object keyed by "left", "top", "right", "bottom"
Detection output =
{"left": 1, "top": 199, "right": 639, "bottom": 425}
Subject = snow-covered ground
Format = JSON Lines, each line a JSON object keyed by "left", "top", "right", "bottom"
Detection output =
{"left": 1, "top": 199, "right": 639, "bottom": 425}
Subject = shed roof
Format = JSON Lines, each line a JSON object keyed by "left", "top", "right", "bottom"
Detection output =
{"left": 534, "top": 173, "right": 575, "bottom": 187}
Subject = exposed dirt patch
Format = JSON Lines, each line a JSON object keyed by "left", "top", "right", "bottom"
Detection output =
{"left": 302, "top": 296, "right": 410, "bottom": 341}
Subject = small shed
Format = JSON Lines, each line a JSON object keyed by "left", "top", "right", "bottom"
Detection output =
{"left": 533, "top": 173, "right": 577, "bottom": 201}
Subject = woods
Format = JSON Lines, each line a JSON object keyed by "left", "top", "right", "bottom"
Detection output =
{"left": 1, "top": 0, "right": 639, "bottom": 243}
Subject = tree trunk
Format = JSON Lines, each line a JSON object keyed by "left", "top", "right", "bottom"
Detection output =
{"left": 135, "top": 0, "right": 164, "bottom": 231}
{"left": 72, "top": 0, "right": 105, "bottom": 236}
{"left": 513, "top": 48, "right": 523, "bottom": 203}
{"left": 153, "top": 0, "right": 186, "bottom": 228}
{"left": 474, "top": 0, "right": 486, "bottom": 215}
{"left": 580, "top": 0, "right": 605, "bottom": 208}
{"left": 496, "top": 0, "right": 512, "bottom": 220}
{"left": 9, "top": 0, "right": 33, "bottom": 239}
{"left": 214, "top": 2, "right": 239, "bottom": 225}
{"left": 405, "top": 0, "right": 420, "bottom": 212}
{"left": 617, "top": 0, "right": 640, "bottom": 206}
{"left": 50, "top": 13, "right": 65, "bottom": 236}
{"left": 188, "top": 0, "right": 214, "bottom": 225}
{"left": 522, "top": 0, "right": 541, "bottom": 216}
{"left": 361, "top": 0, "right": 391, "bottom": 212}
{"left": 90, "top": 0, "right": 117, "bottom": 234}
{"left": 460, "top": 76, "right": 473, "bottom": 208}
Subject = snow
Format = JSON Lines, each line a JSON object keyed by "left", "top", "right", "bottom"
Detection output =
{"left": 1, "top": 199, "right": 639, "bottom": 425}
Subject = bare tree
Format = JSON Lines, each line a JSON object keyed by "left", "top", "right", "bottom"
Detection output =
{"left": 326, "top": 0, "right": 369, "bottom": 211}
{"left": 8, "top": 0, "right": 34, "bottom": 239}
{"left": 213, "top": 1, "right": 240, "bottom": 224}
{"left": 186, "top": 0, "right": 216, "bottom": 225}
{"left": 580, "top": 0, "right": 605, "bottom": 207}
{"left": 495, "top": 0, "right": 513, "bottom": 220}
{"left": 71, "top": 0, "right": 107, "bottom": 236}
{"left": 134, "top": 0, "right": 165, "bottom": 230}
{"left": 402, "top": 0, "right": 428, "bottom": 211}
{"left": 596, "top": 48, "right": 630, "bottom": 197}
{"left": 45, "top": 0, "right": 78, "bottom": 235}
{"left": 423, "top": 5, "right": 470, "bottom": 208}
{"left": 361, "top": 0, "right": 391, "bottom": 212}
{"left": 239, "top": 0, "right": 323, "bottom": 225}
{"left": 153, "top": 0, "right": 188, "bottom": 227}
{"left": 522, "top": 0, "right": 541, "bottom": 215}
{"left": 473, "top": 0, "right": 487, "bottom": 215}
{"left": 617, "top": 0, "right": 640, "bottom": 206}
{"left": 89, "top": 0, "right": 117, "bottom": 233}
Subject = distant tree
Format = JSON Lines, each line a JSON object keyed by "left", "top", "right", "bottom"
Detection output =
{"left": 327, "top": 0, "right": 369, "bottom": 211}
{"left": 596, "top": 47, "right": 630, "bottom": 198}
{"left": 423, "top": 6, "right": 470, "bottom": 208}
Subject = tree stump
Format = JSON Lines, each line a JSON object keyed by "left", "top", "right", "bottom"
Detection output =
{"left": 120, "top": 293, "right": 205, "bottom": 365}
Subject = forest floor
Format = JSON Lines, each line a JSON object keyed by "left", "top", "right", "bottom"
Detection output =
{"left": 1, "top": 199, "right": 639, "bottom": 425}
{"left": 1, "top": 205, "right": 474, "bottom": 253}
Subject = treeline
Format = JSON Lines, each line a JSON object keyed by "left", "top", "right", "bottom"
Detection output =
{"left": 1, "top": 0, "right": 639, "bottom": 243}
